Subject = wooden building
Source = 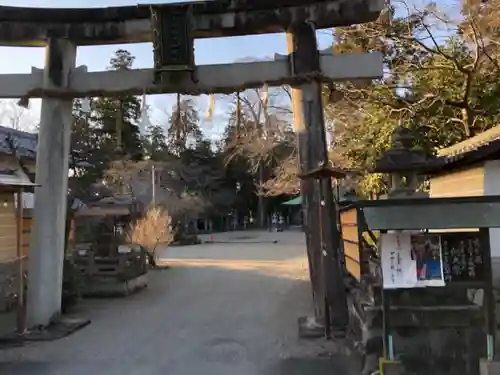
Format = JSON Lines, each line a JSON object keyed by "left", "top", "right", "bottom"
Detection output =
{"left": 428, "top": 127, "right": 500, "bottom": 199}
{"left": 0, "top": 126, "right": 37, "bottom": 313}
{"left": 428, "top": 126, "right": 500, "bottom": 287}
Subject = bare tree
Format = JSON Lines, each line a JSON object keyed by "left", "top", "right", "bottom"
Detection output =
{"left": 0, "top": 99, "right": 37, "bottom": 131}
{"left": 223, "top": 87, "right": 295, "bottom": 224}
{"left": 329, "top": 0, "right": 500, "bottom": 138}
{"left": 105, "top": 159, "right": 207, "bottom": 225}
{"left": 258, "top": 152, "right": 300, "bottom": 196}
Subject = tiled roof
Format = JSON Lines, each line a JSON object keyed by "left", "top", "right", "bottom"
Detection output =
{"left": 0, "top": 172, "right": 37, "bottom": 187}
{"left": 0, "top": 125, "right": 37, "bottom": 159}
{"left": 0, "top": 126, "right": 90, "bottom": 168}
{"left": 421, "top": 126, "right": 500, "bottom": 175}
{"left": 438, "top": 126, "right": 500, "bottom": 160}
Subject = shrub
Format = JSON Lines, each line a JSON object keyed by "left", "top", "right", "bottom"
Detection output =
{"left": 126, "top": 207, "right": 174, "bottom": 266}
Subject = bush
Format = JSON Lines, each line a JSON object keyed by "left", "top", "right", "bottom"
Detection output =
{"left": 126, "top": 207, "right": 174, "bottom": 266}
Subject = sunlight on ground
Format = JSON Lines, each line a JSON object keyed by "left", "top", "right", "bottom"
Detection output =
{"left": 160, "top": 256, "right": 310, "bottom": 281}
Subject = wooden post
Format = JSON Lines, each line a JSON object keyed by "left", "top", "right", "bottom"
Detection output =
{"left": 317, "top": 178, "right": 331, "bottom": 339}
{"left": 16, "top": 188, "right": 25, "bottom": 333}
{"left": 287, "top": 31, "right": 324, "bottom": 323}
{"left": 287, "top": 23, "right": 348, "bottom": 330}
{"left": 481, "top": 228, "right": 496, "bottom": 361}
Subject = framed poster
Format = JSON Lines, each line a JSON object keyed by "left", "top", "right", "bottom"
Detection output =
{"left": 381, "top": 232, "right": 445, "bottom": 289}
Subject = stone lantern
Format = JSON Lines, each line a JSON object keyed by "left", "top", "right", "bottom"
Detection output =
{"left": 374, "top": 126, "right": 438, "bottom": 199}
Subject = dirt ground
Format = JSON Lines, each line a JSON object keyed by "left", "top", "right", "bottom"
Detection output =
{"left": 0, "top": 230, "right": 359, "bottom": 375}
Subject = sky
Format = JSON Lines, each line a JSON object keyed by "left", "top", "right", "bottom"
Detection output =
{"left": 0, "top": 0, "right": 334, "bottom": 138}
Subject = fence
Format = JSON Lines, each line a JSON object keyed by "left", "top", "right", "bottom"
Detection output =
{"left": 339, "top": 205, "right": 362, "bottom": 280}
{"left": 22, "top": 215, "right": 31, "bottom": 258}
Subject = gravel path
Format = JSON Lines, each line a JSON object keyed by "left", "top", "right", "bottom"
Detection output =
{"left": 0, "top": 231, "right": 359, "bottom": 375}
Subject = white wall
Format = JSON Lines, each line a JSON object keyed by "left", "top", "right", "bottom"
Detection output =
{"left": 22, "top": 192, "right": 34, "bottom": 209}
{"left": 483, "top": 160, "right": 500, "bottom": 288}
{"left": 13, "top": 192, "right": 35, "bottom": 209}
{"left": 484, "top": 160, "right": 500, "bottom": 258}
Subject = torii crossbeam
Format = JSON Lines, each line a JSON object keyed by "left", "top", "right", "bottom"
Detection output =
{"left": 0, "top": 52, "right": 382, "bottom": 99}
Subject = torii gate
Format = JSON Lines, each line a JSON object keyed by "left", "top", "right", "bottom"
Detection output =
{"left": 0, "top": 0, "right": 384, "bottom": 328}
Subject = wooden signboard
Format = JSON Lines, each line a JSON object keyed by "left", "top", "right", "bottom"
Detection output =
{"left": 440, "top": 232, "right": 484, "bottom": 283}
{"left": 380, "top": 231, "right": 486, "bottom": 288}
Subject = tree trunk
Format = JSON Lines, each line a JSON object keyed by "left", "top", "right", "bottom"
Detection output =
{"left": 258, "top": 162, "right": 265, "bottom": 228}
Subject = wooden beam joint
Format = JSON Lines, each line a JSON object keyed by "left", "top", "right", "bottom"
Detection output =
{"left": 288, "top": 22, "right": 321, "bottom": 76}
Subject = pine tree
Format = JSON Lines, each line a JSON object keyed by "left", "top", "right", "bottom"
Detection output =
{"left": 144, "top": 125, "right": 169, "bottom": 161}
{"left": 93, "top": 49, "right": 143, "bottom": 160}
{"left": 69, "top": 99, "right": 115, "bottom": 199}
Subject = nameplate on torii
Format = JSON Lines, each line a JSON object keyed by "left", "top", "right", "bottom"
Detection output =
{"left": 150, "top": 3, "right": 196, "bottom": 85}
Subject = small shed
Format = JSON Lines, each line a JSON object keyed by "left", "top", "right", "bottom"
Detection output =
{"left": 69, "top": 195, "right": 142, "bottom": 255}
{"left": 428, "top": 126, "right": 500, "bottom": 287}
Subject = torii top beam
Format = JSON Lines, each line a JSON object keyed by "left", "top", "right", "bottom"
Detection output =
{"left": 0, "top": 0, "right": 384, "bottom": 46}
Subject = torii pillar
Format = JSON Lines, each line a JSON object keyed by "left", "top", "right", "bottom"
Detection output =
{"left": 27, "top": 38, "right": 76, "bottom": 327}
{"left": 287, "top": 23, "right": 348, "bottom": 334}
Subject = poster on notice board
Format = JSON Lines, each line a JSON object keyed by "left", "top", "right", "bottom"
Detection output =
{"left": 380, "top": 232, "right": 445, "bottom": 289}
